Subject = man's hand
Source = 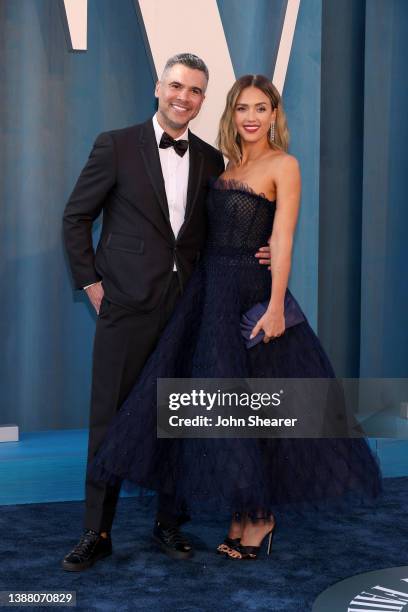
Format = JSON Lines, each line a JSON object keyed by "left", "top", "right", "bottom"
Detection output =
{"left": 255, "top": 245, "right": 271, "bottom": 270}
{"left": 85, "top": 281, "right": 104, "bottom": 314}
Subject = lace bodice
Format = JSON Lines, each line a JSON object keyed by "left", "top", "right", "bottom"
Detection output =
{"left": 205, "top": 178, "right": 276, "bottom": 256}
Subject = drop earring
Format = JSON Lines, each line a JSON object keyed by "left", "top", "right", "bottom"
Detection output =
{"left": 270, "top": 122, "right": 275, "bottom": 142}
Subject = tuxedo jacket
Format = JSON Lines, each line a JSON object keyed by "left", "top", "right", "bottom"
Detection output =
{"left": 63, "top": 119, "right": 225, "bottom": 311}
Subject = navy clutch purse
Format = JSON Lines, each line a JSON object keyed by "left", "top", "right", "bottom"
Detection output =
{"left": 241, "top": 290, "right": 305, "bottom": 348}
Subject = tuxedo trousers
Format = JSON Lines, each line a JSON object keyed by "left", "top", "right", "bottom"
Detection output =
{"left": 84, "top": 272, "right": 182, "bottom": 532}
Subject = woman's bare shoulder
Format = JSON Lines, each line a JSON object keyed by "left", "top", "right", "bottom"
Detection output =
{"left": 266, "top": 150, "right": 298, "bottom": 166}
{"left": 262, "top": 152, "right": 299, "bottom": 191}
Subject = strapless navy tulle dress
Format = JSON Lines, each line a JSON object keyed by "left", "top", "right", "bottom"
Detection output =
{"left": 88, "top": 179, "right": 382, "bottom": 515}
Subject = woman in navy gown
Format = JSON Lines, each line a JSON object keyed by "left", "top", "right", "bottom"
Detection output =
{"left": 89, "top": 75, "right": 381, "bottom": 560}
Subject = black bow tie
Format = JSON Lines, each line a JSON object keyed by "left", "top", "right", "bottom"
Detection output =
{"left": 159, "top": 132, "right": 189, "bottom": 157}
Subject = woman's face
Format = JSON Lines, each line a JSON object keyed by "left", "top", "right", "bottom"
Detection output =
{"left": 233, "top": 86, "right": 276, "bottom": 144}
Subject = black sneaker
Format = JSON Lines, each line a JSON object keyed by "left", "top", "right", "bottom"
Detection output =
{"left": 61, "top": 529, "right": 112, "bottom": 572}
{"left": 153, "top": 521, "right": 193, "bottom": 560}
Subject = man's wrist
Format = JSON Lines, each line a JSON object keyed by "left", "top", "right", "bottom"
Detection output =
{"left": 83, "top": 282, "right": 99, "bottom": 290}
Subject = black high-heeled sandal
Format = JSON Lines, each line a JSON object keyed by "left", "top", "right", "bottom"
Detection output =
{"left": 225, "top": 517, "right": 276, "bottom": 560}
{"left": 216, "top": 512, "right": 242, "bottom": 556}
{"left": 216, "top": 536, "right": 241, "bottom": 555}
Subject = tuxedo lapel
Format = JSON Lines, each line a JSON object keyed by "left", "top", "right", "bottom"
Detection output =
{"left": 182, "top": 132, "right": 204, "bottom": 232}
{"left": 138, "top": 120, "right": 172, "bottom": 228}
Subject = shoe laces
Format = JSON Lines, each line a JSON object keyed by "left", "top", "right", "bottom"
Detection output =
{"left": 163, "top": 526, "right": 190, "bottom": 547}
{"left": 71, "top": 530, "right": 99, "bottom": 556}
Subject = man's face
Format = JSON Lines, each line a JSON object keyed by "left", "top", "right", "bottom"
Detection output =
{"left": 155, "top": 64, "right": 207, "bottom": 134}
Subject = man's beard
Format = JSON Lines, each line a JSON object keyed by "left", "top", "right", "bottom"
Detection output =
{"left": 159, "top": 108, "right": 190, "bottom": 132}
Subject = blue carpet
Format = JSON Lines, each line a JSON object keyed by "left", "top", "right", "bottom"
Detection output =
{"left": 0, "top": 477, "right": 407, "bottom": 611}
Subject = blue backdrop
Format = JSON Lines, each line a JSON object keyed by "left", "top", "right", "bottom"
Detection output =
{"left": 0, "top": 0, "right": 406, "bottom": 432}
{"left": 360, "top": 0, "right": 408, "bottom": 377}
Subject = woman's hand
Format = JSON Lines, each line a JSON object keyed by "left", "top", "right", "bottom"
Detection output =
{"left": 250, "top": 308, "right": 285, "bottom": 343}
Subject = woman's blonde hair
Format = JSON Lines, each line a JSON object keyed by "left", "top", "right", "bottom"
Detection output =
{"left": 217, "top": 75, "right": 289, "bottom": 165}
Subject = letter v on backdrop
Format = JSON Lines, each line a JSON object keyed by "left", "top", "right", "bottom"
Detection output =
{"left": 59, "top": 0, "right": 300, "bottom": 144}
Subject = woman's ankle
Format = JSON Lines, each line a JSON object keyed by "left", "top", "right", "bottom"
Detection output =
{"left": 227, "top": 513, "right": 246, "bottom": 539}
{"left": 227, "top": 524, "right": 242, "bottom": 539}
{"left": 240, "top": 518, "right": 275, "bottom": 546}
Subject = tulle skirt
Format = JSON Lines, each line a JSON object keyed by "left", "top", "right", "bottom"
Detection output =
{"left": 88, "top": 255, "right": 382, "bottom": 515}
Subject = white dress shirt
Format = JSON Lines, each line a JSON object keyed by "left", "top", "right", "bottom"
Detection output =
{"left": 84, "top": 114, "right": 189, "bottom": 287}
{"left": 152, "top": 113, "right": 189, "bottom": 270}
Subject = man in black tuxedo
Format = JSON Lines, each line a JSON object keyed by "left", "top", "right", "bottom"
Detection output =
{"left": 62, "top": 53, "right": 269, "bottom": 570}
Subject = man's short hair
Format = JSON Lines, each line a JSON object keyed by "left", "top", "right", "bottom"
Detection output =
{"left": 161, "top": 53, "right": 209, "bottom": 84}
